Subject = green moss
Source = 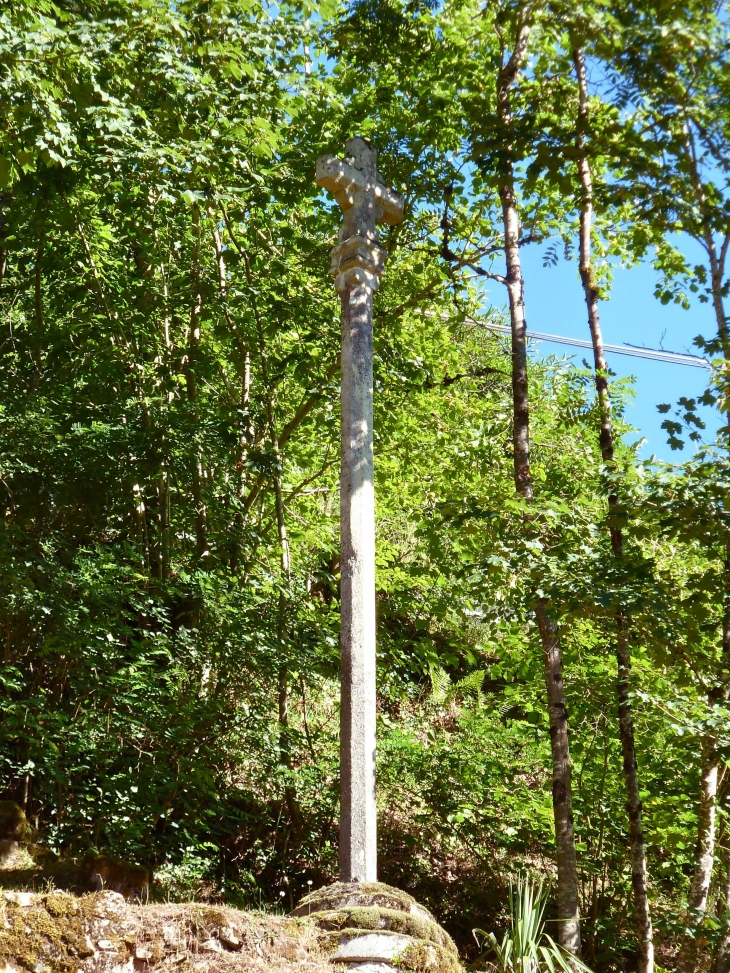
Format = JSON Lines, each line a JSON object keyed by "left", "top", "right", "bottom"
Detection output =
{"left": 307, "top": 906, "right": 457, "bottom": 954}
{"left": 292, "top": 881, "right": 433, "bottom": 920}
{"left": 395, "top": 940, "right": 462, "bottom": 973}
{"left": 0, "top": 891, "right": 123, "bottom": 973}
{"left": 199, "top": 906, "right": 230, "bottom": 928}
{"left": 319, "top": 928, "right": 461, "bottom": 973}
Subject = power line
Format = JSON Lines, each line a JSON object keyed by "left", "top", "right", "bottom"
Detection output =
{"left": 475, "top": 321, "right": 712, "bottom": 369}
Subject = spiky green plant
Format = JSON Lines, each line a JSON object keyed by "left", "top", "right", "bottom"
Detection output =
{"left": 474, "top": 875, "right": 593, "bottom": 972}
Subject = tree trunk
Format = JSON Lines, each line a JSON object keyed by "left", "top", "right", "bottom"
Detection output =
{"left": 715, "top": 853, "right": 730, "bottom": 973}
{"left": 616, "top": 619, "right": 654, "bottom": 970}
{"left": 679, "top": 122, "right": 730, "bottom": 358}
{"left": 495, "top": 18, "right": 582, "bottom": 957}
{"left": 186, "top": 204, "right": 208, "bottom": 561}
{"left": 0, "top": 192, "right": 9, "bottom": 289}
{"left": 31, "top": 230, "right": 45, "bottom": 393}
{"left": 699, "top": 548, "right": 730, "bottom": 918}
{"left": 573, "top": 47, "right": 654, "bottom": 972}
{"left": 689, "top": 739, "right": 719, "bottom": 918}
{"left": 132, "top": 482, "right": 150, "bottom": 574}
{"left": 536, "top": 600, "right": 582, "bottom": 953}
{"left": 211, "top": 218, "right": 252, "bottom": 572}
{"left": 240, "top": 228, "right": 302, "bottom": 829}
{"left": 158, "top": 468, "right": 171, "bottom": 580}
{"left": 272, "top": 424, "right": 302, "bottom": 830}
{"left": 674, "top": 122, "right": 730, "bottom": 931}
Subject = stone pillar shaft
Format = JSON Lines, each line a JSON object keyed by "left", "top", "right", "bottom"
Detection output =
{"left": 338, "top": 271, "right": 378, "bottom": 883}
{"left": 316, "top": 137, "right": 404, "bottom": 886}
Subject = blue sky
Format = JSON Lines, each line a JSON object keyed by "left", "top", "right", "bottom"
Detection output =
{"left": 510, "top": 242, "right": 720, "bottom": 463}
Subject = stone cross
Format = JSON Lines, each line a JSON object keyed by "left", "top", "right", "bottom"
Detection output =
{"left": 316, "top": 137, "right": 404, "bottom": 883}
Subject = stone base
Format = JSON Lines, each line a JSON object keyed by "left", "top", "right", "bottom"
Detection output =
{"left": 291, "top": 882, "right": 461, "bottom": 972}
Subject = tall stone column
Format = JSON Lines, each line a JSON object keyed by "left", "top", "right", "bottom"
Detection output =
{"left": 316, "top": 137, "right": 404, "bottom": 883}
{"left": 334, "top": 239, "right": 385, "bottom": 883}
{"left": 298, "top": 140, "right": 460, "bottom": 973}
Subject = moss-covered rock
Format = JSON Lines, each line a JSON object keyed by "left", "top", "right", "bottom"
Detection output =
{"left": 292, "top": 882, "right": 462, "bottom": 973}
{"left": 396, "top": 938, "right": 463, "bottom": 973}
{"left": 291, "top": 881, "right": 435, "bottom": 922}
{"left": 325, "top": 928, "right": 461, "bottom": 973}
{"left": 0, "top": 891, "right": 340, "bottom": 973}
{"left": 306, "top": 906, "right": 457, "bottom": 954}
{"left": 0, "top": 890, "right": 128, "bottom": 973}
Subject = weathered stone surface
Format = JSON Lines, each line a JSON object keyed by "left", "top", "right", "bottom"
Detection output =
{"left": 199, "top": 937, "right": 222, "bottom": 953}
{"left": 0, "top": 890, "right": 132, "bottom": 973}
{"left": 0, "top": 843, "right": 21, "bottom": 871}
{"left": 343, "top": 965, "right": 392, "bottom": 973}
{"left": 0, "top": 805, "right": 31, "bottom": 873}
{"left": 291, "top": 882, "right": 434, "bottom": 923}
{"left": 218, "top": 925, "right": 241, "bottom": 949}
{"left": 307, "top": 906, "right": 455, "bottom": 953}
{"left": 315, "top": 137, "right": 404, "bottom": 884}
{"left": 0, "top": 892, "right": 334, "bottom": 972}
{"left": 2, "top": 891, "right": 33, "bottom": 908}
{"left": 293, "top": 882, "right": 461, "bottom": 972}
{"left": 161, "top": 925, "right": 182, "bottom": 947}
{"left": 332, "top": 931, "right": 411, "bottom": 963}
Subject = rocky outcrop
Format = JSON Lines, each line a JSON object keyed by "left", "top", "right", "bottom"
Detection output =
{"left": 0, "top": 890, "right": 334, "bottom": 973}
{"left": 292, "top": 883, "right": 462, "bottom": 973}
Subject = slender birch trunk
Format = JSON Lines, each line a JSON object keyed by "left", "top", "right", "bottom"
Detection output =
{"left": 572, "top": 47, "right": 654, "bottom": 973}
{"left": 535, "top": 600, "right": 582, "bottom": 951}
{"left": 0, "top": 193, "right": 9, "bottom": 289}
{"left": 701, "top": 551, "right": 730, "bottom": 927}
{"left": 496, "top": 16, "right": 582, "bottom": 956}
{"left": 273, "top": 465, "right": 302, "bottom": 830}
{"left": 211, "top": 218, "right": 252, "bottom": 571}
{"left": 133, "top": 482, "right": 150, "bottom": 575}
{"left": 186, "top": 204, "right": 208, "bottom": 561}
{"left": 31, "top": 229, "right": 45, "bottom": 393}
{"left": 670, "top": 122, "right": 730, "bottom": 929}
{"left": 690, "top": 737, "right": 720, "bottom": 916}
{"left": 157, "top": 469, "right": 171, "bottom": 580}
{"left": 679, "top": 122, "right": 730, "bottom": 359}
{"left": 693, "top": 111, "right": 730, "bottom": 922}
{"left": 716, "top": 853, "right": 730, "bottom": 973}
{"left": 616, "top": 620, "right": 653, "bottom": 970}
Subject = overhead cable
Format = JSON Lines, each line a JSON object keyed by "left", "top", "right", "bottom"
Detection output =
{"left": 472, "top": 320, "right": 712, "bottom": 369}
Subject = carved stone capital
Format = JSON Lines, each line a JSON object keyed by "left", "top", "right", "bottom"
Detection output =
{"left": 334, "top": 265, "right": 382, "bottom": 293}
{"left": 330, "top": 234, "right": 387, "bottom": 292}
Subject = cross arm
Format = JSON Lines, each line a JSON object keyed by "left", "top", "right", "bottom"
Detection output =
{"left": 316, "top": 155, "right": 405, "bottom": 226}
{"left": 374, "top": 183, "right": 405, "bottom": 226}
{"left": 316, "top": 155, "right": 364, "bottom": 204}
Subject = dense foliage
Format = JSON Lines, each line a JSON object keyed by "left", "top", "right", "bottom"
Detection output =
{"left": 2, "top": 1, "right": 730, "bottom": 970}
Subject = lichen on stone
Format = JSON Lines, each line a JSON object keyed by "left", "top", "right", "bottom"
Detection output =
{"left": 0, "top": 890, "right": 100, "bottom": 973}
{"left": 306, "top": 906, "right": 457, "bottom": 954}
{"left": 291, "top": 881, "right": 435, "bottom": 922}
{"left": 395, "top": 939, "right": 463, "bottom": 973}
